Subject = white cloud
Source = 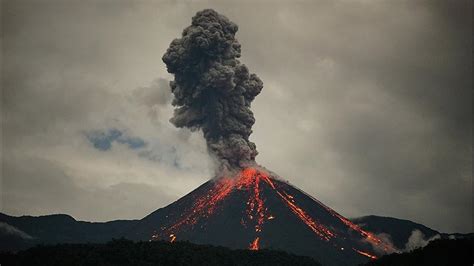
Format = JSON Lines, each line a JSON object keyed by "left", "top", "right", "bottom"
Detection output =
{"left": 404, "top": 230, "right": 441, "bottom": 251}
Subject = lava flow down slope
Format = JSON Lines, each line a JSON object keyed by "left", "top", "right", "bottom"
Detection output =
{"left": 130, "top": 167, "right": 394, "bottom": 266}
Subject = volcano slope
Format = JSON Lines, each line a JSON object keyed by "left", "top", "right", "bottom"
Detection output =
{"left": 128, "top": 168, "right": 394, "bottom": 266}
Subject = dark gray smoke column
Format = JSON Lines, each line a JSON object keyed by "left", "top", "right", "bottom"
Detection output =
{"left": 163, "top": 9, "right": 263, "bottom": 173}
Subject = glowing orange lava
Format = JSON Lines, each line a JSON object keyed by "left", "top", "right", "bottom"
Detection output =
{"left": 169, "top": 234, "right": 176, "bottom": 243}
{"left": 353, "top": 248, "right": 378, "bottom": 259}
{"left": 238, "top": 168, "right": 335, "bottom": 243}
{"left": 161, "top": 176, "right": 236, "bottom": 236}
{"left": 249, "top": 237, "right": 260, "bottom": 250}
{"left": 238, "top": 168, "right": 269, "bottom": 233}
{"left": 296, "top": 188, "right": 395, "bottom": 253}
{"left": 275, "top": 190, "right": 334, "bottom": 241}
{"left": 154, "top": 167, "right": 391, "bottom": 259}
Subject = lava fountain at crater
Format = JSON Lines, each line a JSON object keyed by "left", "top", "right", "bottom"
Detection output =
{"left": 150, "top": 167, "right": 393, "bottom": 261}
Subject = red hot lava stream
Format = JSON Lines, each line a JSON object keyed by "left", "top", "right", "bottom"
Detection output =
{"left": 153, "top": 167, "right": 387, "bottom": 258}
{"left": 249, "top": 237, "right": 260, "bottom": 250}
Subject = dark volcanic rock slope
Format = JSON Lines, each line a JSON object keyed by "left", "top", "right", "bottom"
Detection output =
{"left": 128, "top": 167, "right": 394, "bottom": 266}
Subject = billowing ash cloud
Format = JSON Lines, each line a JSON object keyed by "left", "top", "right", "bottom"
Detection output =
{"left": 162, "top": 9, "right": 263, "bottom": 173}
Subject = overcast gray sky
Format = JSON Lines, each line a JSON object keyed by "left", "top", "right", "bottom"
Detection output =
{"left": 1, "top": 0, "right": 472, "bottom": 233}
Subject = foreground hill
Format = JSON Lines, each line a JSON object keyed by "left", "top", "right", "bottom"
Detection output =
{"left": 0, "top": 213, "right": 135, "bottom": 251}
{"left": 0, "top": 238, "right": 320, "bottom": 266}
{"left": 364, "top": 238, "right": 473, "bottom": 266}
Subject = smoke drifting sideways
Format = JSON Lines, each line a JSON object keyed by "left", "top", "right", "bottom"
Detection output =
{"left": 162, "top": 9, "right": 263, "bottom": 174}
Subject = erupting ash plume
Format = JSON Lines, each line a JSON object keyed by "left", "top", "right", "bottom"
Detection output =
{"left": 163, "top": 9, "right": 263, "bottom": 172}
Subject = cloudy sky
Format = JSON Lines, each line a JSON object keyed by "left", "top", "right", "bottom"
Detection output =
{"left": 1, "top": 0, "right": 471, "bottom": 233}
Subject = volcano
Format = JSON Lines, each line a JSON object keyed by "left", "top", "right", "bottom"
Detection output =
{"left": 129, "top": 167, "right": 394, "bottom": 266}
{"left": 139, "top": 12, "right": 396, "bottom": 265}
